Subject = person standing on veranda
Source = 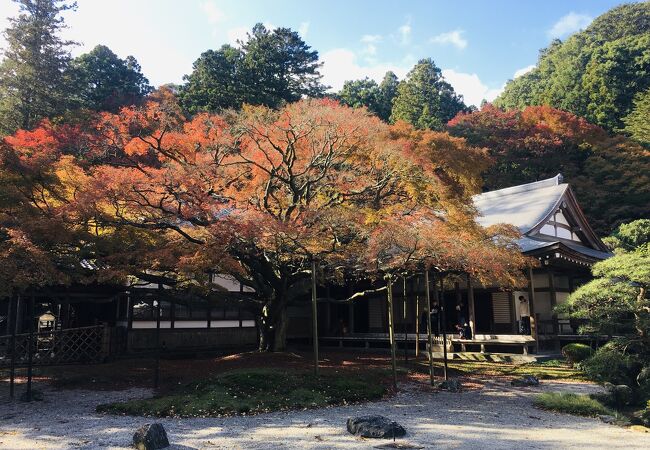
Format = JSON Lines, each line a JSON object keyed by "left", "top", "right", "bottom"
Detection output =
{"left": 518, "top": 295, "right": 531, "bottom": 334}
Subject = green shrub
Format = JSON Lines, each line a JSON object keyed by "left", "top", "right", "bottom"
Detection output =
{"left": 534, "top": 392, "right": 612, "bottom": 417}
{"left": 562, "top": 343, "right": 593, "bottom": 366}
{"left": 580, "top": 342, "right": 638, "bottom": 386}
{"left": 592, "top": 383, "right": 634, "bottom": 408}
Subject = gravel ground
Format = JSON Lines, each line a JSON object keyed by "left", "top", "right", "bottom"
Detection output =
{"left": 1, "top": 379, "right": 649, "bottom": 449}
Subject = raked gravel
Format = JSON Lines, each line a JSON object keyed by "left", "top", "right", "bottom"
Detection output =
{"left": 1, "top": 379, "right": 649, "bottom": 449}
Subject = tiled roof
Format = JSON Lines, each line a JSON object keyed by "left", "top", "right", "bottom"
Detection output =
{"left": 474, "top": 174, "right": 611, "bottom": 261}
{"left": 473, "top": 174, "right": 566, "bottom": 234}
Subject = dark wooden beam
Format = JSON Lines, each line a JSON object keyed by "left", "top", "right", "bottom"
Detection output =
{"left": 466, "top": 273, "right": 475, "bottom": 339}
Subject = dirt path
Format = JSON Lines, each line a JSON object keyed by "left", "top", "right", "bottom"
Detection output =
{"left": 1, "top": 379, "right": 648, "bottom": 449}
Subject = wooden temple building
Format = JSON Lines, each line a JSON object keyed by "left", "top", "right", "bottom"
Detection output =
{"left": 296, "top": 174, "right": 612, "bottom": 354}
{"left": 1, "top": 174, "right": 612, "bottom": 365}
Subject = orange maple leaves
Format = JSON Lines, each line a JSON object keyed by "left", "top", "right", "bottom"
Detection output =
{"left": 1, "top": 93, "right": 530, "bottom": 292}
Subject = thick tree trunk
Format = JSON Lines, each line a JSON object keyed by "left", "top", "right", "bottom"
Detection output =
{"left": 272, "top": 308, "right": 289, "bottom": 352}
{"left": 257, "top": 293, "right": 290, "bottom": 352}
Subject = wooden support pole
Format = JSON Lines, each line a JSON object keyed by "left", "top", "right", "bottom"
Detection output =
{"left": 9, "top": 294, "right": 18, "bottom": 400}
{"left": 425, "top": 270, "right": 435, "bottom": 386}
{"left": 154, "top": 288, "right": 162, "bottom": 390}
{"left": 170, "top": 298, "right": 175, "bottom": 329}
{"left": 403, "top": 276, "right": 408, "bottom": 362}
{"left": 440, "top": 276, "right": 448, "bottom": 381}
{"left": 25, "top": 295, "right": 35, "bottom": 401}
{"left": 311, "top": 259, "right": 319, "bottom": 377}
{"left": 415, "top": 276, "right": 420, "bottom": 358}
{"left": 386, "top": 275, "right": 397, "bottom": 389}
{"left": 508, "top": 291, "right": 517, "bottom": 334}
{"left": 548, "top": 269, "right": 560, "bottom": 350}
{"left": 527, "top": 268, "right": 537, "bottom": 343}
{"left": 548, "top": 269, "right": 557, "bottom": 311}
{"left": 14, "top": 295, "right": 22, "bottom": 334}
{"left": 454, "top": 281, "right": 462, "bottom": 336}
{"left": 466, "top": 273, "right": 475, "bottom": 339}
{"left": 126, "top": 293, "right": 133, "bottom": 330}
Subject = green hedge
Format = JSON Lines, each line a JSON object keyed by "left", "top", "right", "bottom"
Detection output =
{"left": 580, "top": 342, "right": 639, "bottom": 386}
{"left": 562, "top": 343, "right": 593, "bottom": 366}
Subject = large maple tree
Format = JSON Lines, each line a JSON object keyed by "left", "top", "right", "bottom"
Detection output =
{"left": 2, "top": 92, "right": 529, "bottom": 351}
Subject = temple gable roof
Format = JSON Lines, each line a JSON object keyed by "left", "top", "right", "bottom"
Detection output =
{"left": 473, "top": 174, "right": 611, "bottom": 263}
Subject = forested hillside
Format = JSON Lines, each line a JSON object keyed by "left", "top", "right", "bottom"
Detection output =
{"left": 495, "top": 2, "right": 650, "bottom": 143}
{"left": 448, "top": 105, "right": 650, "bottom": 235}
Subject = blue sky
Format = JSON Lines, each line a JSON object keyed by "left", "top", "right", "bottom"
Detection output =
{"left": 0, "top": 0, "right": 635, "bottom": 106}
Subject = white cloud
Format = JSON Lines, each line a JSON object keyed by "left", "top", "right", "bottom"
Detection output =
{"left": 227, "top": 26, "right": 249, "bottom": 46}
{"left": 547, "top": 12, "right": 592, "bottom": 39}
{"left": 442, "top": 69, "right": 504, "bottom": 107}
{"left": 0, "top": 1, "right": 19, "bottom": 51}
{"left": 298, "top": 21, "right": 310, "bottom": 38}
{"left": 361, "top": 34, "right": 382, "bottom": 44}
{"left": 398, "top": 22, "right": 411, "bottom": 45}
{"left": 513, "top": 64, "right": 535, "bottom": 79}
{"left": 430, "top": 30, "right": 467, "bottom": 50}
{"left": 201, "top": 1, "right": 225, "bottom": 25}
{"left": 320, "top": 48, "right": 409, "bottom": 91}
{"left": 360, "top": 34, "right": 382, "bottom": 56}
{"left": 227, "top": 22, "right": 275, "bottom": 46}
{"left": 321, "top": 48, "right": 502, "bottom": 107}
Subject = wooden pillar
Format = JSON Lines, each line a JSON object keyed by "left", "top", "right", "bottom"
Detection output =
{"left": 170, "top": 298, "right": 175, "bottom": 329}
{"left": 126, "top": 293, "right": 133, "bottom": 330}
{"left": 548, "top": 270, "right": 557, "bottom": 311}
{"left": 311, "top": 259, "right": 319, "bottom": 376}
{"left": 25, "top": 295, "right": 35, "bottom": 401}
{"left": 415, "top": 276, "right": 420, "bottom": 357}
{"left": 386, "top": 275, "right": 397, "bottom": 389}
{"left": 9, "top": 294, "right": 18, "bottom": 400}
{"left": 14, "top": 295, "right": 23, "bottom": 334}
{"left": 6, "top": 294, "right": 15, "bottom": 339}
{"left": 548, "top": 269, "right": 560, "bottom": 350}
{"left": 439, "top": 276, "right": 448, "bottom": 381}
{"left": 508, "top": 291, "right": 517, "bottom": 334}
{"left": 402, "top": 276, "right": 408, "bottom": 362}
{"left": 527, "top": 267, "right": 538, "bottom": 349}
{"left": 466, "top": 273, "right": 475, "bottom": 339}
{"left": 424, "top": 270, "right": 435, "bottom": 386}
{"left": 154, "top": 294, "right": 161, "bottom": 390}
{"left": 454, "top": 281, "right": 461, "bottom": 335}
{"left": 239, "top": 282, "right": 244, "bottom": 328}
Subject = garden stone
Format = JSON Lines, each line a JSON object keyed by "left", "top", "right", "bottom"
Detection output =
{"left": 435, "top": 378, "right": 462, "bottom": 392}
{"left": 599, "top": 415, "right": 616, "bottom": 424}
{"left": 133, "top": 423, "right": 170, "bottom": 450}
{"left": 347, "top": 415, "right": 406, "bottom": 438}
{"left": 510, "top": 375, "right": 539, "bottom": 387}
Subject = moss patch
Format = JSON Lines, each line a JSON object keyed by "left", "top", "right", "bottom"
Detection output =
{"left": 436, "top": 360, "right": 588, "bottom": 381}
{"left": 534, "top": 392, "right": 612, "bottom": 417}
{"left": 96, "top": 368, "right": 388, "bottom": 418}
